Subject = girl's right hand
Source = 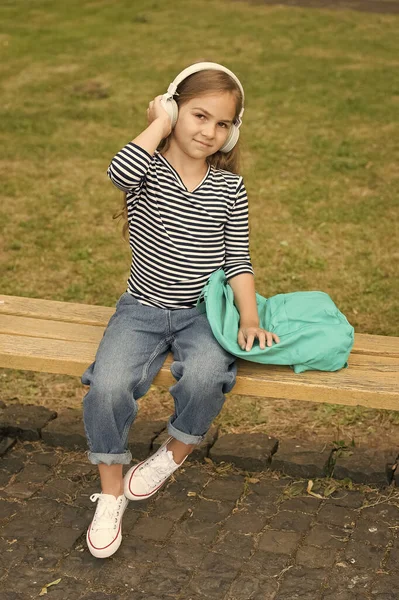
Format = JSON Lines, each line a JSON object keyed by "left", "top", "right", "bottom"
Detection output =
{"left": 147, "top": 95, "right": 172, "bottom": 138}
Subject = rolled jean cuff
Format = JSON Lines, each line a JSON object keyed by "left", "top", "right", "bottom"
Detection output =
{"left": 167, "top": 419, "right": 205, "bottom": 445}
{"left": 87, "top": 450, "right": 132, "bottom": 465}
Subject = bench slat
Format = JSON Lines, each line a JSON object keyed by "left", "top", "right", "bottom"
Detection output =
{"left": 0, "top": 333, "right": 398, "bottom": 410}
{"left": 0, "top": 314, "right": 104, "bottom": 344}
{"left": 0, "top": 294, "right": 113, "bottom": 326}
{"left": 1, "top": 295, "right": 398, "bottom": 358}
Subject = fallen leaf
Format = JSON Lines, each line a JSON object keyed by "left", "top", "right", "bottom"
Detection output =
{"left": 39, "top": 578, "right": 62, "bottom": 596}
{"left": 307, "top": 480, "right": 324, "bottom": 499}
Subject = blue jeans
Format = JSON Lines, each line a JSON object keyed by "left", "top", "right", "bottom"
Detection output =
{"left": 81, "top": 292, "right": 237, "bottom": 465}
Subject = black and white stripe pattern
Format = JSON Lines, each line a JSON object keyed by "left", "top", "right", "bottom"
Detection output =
{"left": 107, "top": 142, "right": 254, "bottom": 309}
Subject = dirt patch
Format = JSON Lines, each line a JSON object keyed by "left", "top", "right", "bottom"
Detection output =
{"left": 237, "top": 0, "right": 399, "bottom": 15}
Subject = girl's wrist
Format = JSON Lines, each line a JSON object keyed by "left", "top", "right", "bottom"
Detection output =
{"left": 154, "top": 116, "right": 172, "bottom": 139}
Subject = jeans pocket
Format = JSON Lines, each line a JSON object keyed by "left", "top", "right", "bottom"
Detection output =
{"left": 116, "top": 292, "right": 138, "bottom": 310}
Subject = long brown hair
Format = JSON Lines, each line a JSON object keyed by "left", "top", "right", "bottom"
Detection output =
{"left": 113, "top": 64, "right": 244, "bottom": 239}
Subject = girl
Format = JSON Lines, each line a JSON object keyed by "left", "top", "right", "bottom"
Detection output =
{"left": 82, "top": 61, "right": 280, "bottom": 559}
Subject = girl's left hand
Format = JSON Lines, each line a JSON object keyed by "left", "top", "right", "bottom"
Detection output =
{"left": 238, "top": 326, "right": 280, "bottom": 352}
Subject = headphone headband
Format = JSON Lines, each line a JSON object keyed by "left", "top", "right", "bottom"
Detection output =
{"left": 165, "top": 62, "right": 245, "bottom": 127}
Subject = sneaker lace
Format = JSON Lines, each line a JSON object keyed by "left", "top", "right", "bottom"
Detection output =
{"left": 90, "top": 493, "right": 121, "bottom": 532}
{"left": 140, "top": 451, "right": 178, "bottom": 487}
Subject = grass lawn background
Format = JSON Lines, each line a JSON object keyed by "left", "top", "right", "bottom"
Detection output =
{"left": 1, "top": 0, "right": 398, "bottom": 449}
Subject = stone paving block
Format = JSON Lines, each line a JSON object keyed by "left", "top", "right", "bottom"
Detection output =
{"left": 153, "top": 425, "right": 218, "bottom": 462}
{"left": 81, "top": 594, "right": 127, "bottom": 600}
{"left": 224, "top": 510, "right": 267, "bottom": 533}
{"left": 212, "top": 530, "right": 254, "bottom": 559}
{"left": 30, "top": 450, "right": 60, "bottom": 467}
{"left": 329, "top": 489, "right": 365, "bottom": 509}
{"left": 18, "top": 542, "right": 66, "bottom": 572}
{"left": 115, "top": 534, "right": 162, "bottom": 563}
{"left": 4, "top": 482, "right": 40, "bottom": 500}
{"left": 189, "top": 551, "right": 242, "bottom": 598}
{"left": 1, "top": 567, "right": 79, "bottom": 598}
{"left": 39, "top": 525, "right": 83, "bottom": 550}
{"left": 271, "top": 437, "right": 332, "bottom": 479}
{"left": 142, "top": 495, "right": 191, "bottom": 521}
{"left": 0, "top": 502, "right": 59, "bottom": 541}
{"left": 209, "top": 433, "right": 278, "bottom": 470}
{"left": 164, "top": 539, "right": 208, "bottom": 570}
{"left": 296, "top": 543, "right": 338, "bottom": 568}
{"left": 268, "top": 510, "right": 313, "bottom": 533}
{"left": 162, "top": 467, "right": 211, "bottom": 501}
{"left": 0, "top": 436, "right": 16, "bottom": 456}
{"left": 229, "top": 573, "right": 278, "bottom": 600}
{"left": 258, "top": 529, "right": 302, "bottom": 555}
{"left": 385, "top": 545, "right": 399, "bottom": 571}
{"left": 12, "top": 463, "right": 52, "bottom": 485}
{"left": 317, "top": 503, "right": 357, "bottom": 529}
{"left": 358, "top": 500, "right": 399, "bottom": 525}
{"left": 41, "top": 408, "right": 86, "bottom": 450}
{"left": 242, "top": 482, "right": 285, "bottom": 516}
{"left": 36, "top": 478, "right": 81, "bottom": 502}
{"left": 345, "top": 538, "right": 386, "bottom": 569}
{"left": 0, "top": 404, "right": 57, "bottom": 441}
{"left": 274, "top": 565, "right": 326, "bottom": 598}
{"left": 0, "top": 536, "right": 29, "bottom": 571}
{"left": 190, "top": 497, "right": 235, "bottom": 523}
{"left": 246, "top": 549, "right": 290, "bottom": 577}
{"left": 59, "top": 548, "right": 147, "bottom": 590}
{"left": 0, "top": 454, "right": 25, "bottom": 475}
{"left": 56, "top": 460, "right": 97, "bottom": 482}
{"left": 280, "top": 496, "right": 322, "bottom": 514}
{"left": 323, "top": 565, "right": 374, "bottom": 596}
{"left": 201, "top": 476, "right": 245, "bottom": 502}
{"left": 0, "top": 499, "right": 17, "bottom": 521}
{"left": 131, "top": 515, "right": 175, "bottom": 541}
{"left": 173, "top": 517, "right": 219, "bottom": 545}
{"left": 333, "top": 447, "right": 396, "bottom": 486}
{"left": 371, "top": 572, "right": 399, "bottom": 598}
{"left": 128, "top": 420, "right": 166, "bottom": 460}
{"left": 350, "top": 518, "right": 393, "bottom": 547}
{"left": 304, "top": 522, "right": 349, "bottom": 549}
{"left": 136, "top": 562, "right": 191, "bottom": 597}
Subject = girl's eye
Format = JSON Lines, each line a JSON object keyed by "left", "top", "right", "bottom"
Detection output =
{"left": 195, "top": 114, "right": 228, "bottom": 128}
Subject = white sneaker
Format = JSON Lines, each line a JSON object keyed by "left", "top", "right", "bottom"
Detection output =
{"left": 124, "top": 436, "right": 187, "bottom": 501}
{"left": 86, "top": 492, "right": 129, "bottom": 558}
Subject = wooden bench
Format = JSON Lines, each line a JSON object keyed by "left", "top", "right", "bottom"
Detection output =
{"left": 0, "top": 294, "right": 398, "bottom": 411}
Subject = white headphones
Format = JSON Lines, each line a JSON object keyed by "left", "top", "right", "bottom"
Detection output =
{"left": 160, "top": 62, "right": 245, "bottom": 154}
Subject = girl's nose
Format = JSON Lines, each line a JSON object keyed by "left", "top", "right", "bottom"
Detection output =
{"left": 202, "top": 124, "right": 216, "bottom": 138}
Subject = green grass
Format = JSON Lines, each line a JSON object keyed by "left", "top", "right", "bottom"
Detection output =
{"left": 0, "top": 0, "right": 398, "bottom": 438}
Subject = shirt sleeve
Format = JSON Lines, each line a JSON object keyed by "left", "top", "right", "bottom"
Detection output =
{"left": 223, "top": 176, "right": 254, "bottom": 280}
{"left": 107, "top": 142, "right": 153, "bottom": 192}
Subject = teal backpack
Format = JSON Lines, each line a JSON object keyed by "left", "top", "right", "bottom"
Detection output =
{"left": 196, "top": 268, "right": 355, "bottom": 374}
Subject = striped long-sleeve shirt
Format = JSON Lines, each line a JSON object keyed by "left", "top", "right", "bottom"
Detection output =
{"left": 107, "top": 142, "right": 254, "bottom": 309}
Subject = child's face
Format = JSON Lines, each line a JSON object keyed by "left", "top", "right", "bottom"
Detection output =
{"left": 173, "top": 92, "right": 237, "bottom": 157}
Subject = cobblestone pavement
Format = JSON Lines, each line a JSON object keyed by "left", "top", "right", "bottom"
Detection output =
{"left": 0, "top": 439, "right": 398, "bottom": 600}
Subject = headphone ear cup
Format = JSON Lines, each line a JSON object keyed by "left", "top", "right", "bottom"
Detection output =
{"left": 160, "top": 95, "right": 178, "bottom": 129}
{"left": 219, "top": 125, "right": 240, "bottom": 153}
